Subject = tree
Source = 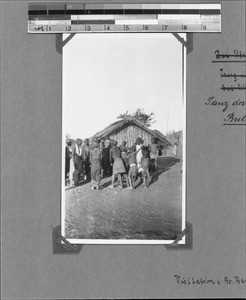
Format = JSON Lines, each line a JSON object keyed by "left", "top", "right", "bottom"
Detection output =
{"left": 117, "top": 108, "right": 156, "bottom": 128}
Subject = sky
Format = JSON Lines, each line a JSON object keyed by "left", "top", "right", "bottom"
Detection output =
{"left": 63, "top": 33, "right": 184, "bottom": 140}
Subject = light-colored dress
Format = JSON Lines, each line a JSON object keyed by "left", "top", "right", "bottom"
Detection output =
{"left": 90, "top": 148, "right": 102, "bottom": 187}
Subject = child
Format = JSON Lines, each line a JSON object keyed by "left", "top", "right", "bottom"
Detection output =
{"left": 127, "top": 145, "right": 138, "bottom": 189}
{"left": 109, "top": 141, "right": 127, "bottom": 189}
{"left": 135, "top": 137, "right": 144, "bottom": 170}
{"left": 90, "top": 137, "right": 102, "bottom": 190}
{"left": 139, "top": 146, "right": 151, "bottom": 189}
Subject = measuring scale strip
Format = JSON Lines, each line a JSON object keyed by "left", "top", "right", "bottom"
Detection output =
{"left": 28, "top": 22, "right": 220, "bottom": 33}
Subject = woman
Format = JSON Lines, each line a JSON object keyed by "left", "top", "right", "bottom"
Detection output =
{"left": 82, "top": 138, "right": 91, "bottom": 180}
{"left": 72, "top": 138, "right": 83, "bottom": 186}
{"left": 90, "top": 137, "right": 102, "bottom": 190}
{"left": 109, "top": 141, "right": 127, "bottom": 189}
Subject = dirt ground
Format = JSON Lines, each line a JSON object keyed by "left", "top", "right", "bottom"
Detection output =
{"left": 64, "top": 157, "right": 183, "bottom": 241}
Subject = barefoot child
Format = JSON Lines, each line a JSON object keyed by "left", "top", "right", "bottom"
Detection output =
{"left": 139, "top": 146, "right": 151, "bottom": 189}
{"left": 109, "top": 141, "right": 127, "bottom": 189}
{"left": 135, "top": 137, "right": 144, "bottom": 170}
{"left": 127, "top": 145, "right": 138, "bottom": 189}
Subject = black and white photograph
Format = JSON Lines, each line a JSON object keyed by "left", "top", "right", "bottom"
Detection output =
{"left": 2, "top": 1, "right": 246, "bottom": 299}
{"left": 62, "top": 33, "right": 186, "bottom": 244}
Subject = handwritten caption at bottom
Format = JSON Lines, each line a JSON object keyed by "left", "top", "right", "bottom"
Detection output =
{"left": 174, "top": 275, "right": 246, "bottom": 286}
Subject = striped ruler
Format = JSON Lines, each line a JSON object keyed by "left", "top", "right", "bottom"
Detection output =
{"left": 28, "top": 3, "right": 221, "bottom": 33}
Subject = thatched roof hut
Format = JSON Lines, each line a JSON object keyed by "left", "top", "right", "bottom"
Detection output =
{"left": 90, "top": 118, "right": 171, "bottom": 148}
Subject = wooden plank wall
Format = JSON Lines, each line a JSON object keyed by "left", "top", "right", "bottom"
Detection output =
{"left": 109, "top": 124, "right": 156, "bottom": 147}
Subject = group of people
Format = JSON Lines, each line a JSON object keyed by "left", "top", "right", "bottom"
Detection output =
{"left": 65, "top": 136, "right": 160, "bottom": 190}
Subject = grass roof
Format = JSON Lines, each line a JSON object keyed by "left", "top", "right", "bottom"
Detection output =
{"left": 92, "top": 118, "right": 171, "bottom": 147}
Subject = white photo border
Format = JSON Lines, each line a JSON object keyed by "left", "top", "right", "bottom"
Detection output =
{"left": 61, "top": 33, "right": 187, "bottom": 245}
